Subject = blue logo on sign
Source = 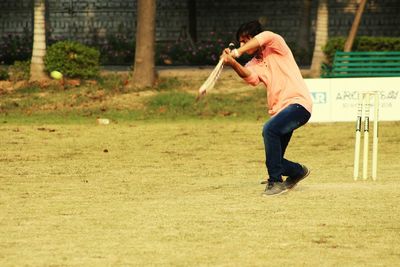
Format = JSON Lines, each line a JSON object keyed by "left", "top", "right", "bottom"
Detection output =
{"left": 311, "top": 92, "right": 327, "bottom": 104}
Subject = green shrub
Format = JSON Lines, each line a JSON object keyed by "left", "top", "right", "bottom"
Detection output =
{"left": 0, "top": 67, "right": 9, "bottom": 80}
{"left": 8, "top": 60, "right": 30, "bottom": 81}
{"left": 356, "top": 36, "right": 400, "bottom": 51}
{"left": 44, "top": 41, "right": 100, "bottom": 79}
{"left": 323, "top": 36, "right": 400, "bottom": 66}
{"left": 322, "top": 37, "right": 346, "bottom": 65}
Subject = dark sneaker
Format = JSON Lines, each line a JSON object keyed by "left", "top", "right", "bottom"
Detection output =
{"left": 284, "top": 165, "right": 310, "bottom": 190}
{"left": 262, "top": 182, "right": 287, "bottom": 196}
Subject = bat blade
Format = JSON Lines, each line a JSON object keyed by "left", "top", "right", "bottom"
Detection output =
{"left": 197, "top": 59, "right": 224, "bottom": 100}
{"left": 196, "top": 43, "right": 235, "bottom": 101}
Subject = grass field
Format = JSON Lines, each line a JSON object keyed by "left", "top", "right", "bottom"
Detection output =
{"left": 1, "top": 120, "right": 400, "bottom": 266}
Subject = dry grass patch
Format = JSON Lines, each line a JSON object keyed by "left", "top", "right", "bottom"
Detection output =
{"left": 1, "top": 121, "right": 399, "bottom": 266}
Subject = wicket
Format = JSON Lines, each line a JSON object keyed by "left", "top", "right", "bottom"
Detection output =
{"left": 353, "top": 91, "right": 379, "bottom": 181}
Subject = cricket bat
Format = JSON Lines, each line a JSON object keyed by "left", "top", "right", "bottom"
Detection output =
{"left": 196, "top": 43, "right": 235, "bottom": 101}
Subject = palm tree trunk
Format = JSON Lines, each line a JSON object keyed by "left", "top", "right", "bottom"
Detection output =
{"left": 310, "top": 0, "right": 329, "bottom": 77}
{"left": 30, "top": 0, "right": 48, "bottom": 81}
{"left": 130, "top": 0, "right": 157, "bottom": 89}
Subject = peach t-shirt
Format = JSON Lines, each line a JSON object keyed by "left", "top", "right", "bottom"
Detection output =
{"left": 243, "top": 31, "right": 313, "bottom": 116}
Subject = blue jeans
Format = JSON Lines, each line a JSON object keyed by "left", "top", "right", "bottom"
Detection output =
{"left": 262, "top": 104, "right": 311, "bottom": 184}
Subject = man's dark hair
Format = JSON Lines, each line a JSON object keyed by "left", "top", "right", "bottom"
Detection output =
{"left": 236, "top": 20, "right": 263, "bottom": 41}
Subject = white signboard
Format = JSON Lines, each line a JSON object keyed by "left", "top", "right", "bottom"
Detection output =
{"left": 305, "top": 77, "right": 400, "bottom": 122}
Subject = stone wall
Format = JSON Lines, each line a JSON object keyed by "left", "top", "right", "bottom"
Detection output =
{"left": 328, "top": 0, "right": 400, "bottom": 37}
{"left": 0, "top": 0, "right": 32, "bottom": 36}
{"left": 0, "top": 0, "right": 399, "bottom": 46}
{"left": 46, "top": 0, "right": 137, "bottom": 42}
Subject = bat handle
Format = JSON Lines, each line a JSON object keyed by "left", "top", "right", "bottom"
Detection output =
{"left": 228, "top": 42, "right": 235, "bottom": 51}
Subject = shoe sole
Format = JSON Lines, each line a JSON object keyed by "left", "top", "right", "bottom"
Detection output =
{"left": 262, "top": 188, "right": 288, "bottom": 197}
{"left": 260, "top": 166, "right": 311, "bottom": 186}
{"left": 286, "top": 168, "right": 310, "bottom": 190}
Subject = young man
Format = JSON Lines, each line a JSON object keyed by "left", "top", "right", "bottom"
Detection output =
{"left": 221, "top": 21, "right": 313, "bottom": 196}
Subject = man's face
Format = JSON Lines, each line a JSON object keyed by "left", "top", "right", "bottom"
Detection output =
{"left": 239, "top": 35, "right": 258, "bottom": 55}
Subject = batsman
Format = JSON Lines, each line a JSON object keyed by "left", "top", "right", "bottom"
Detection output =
{"left": 221, "top": 20, "right": 313, "bottom": 196}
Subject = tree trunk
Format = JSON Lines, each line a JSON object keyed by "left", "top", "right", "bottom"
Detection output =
{"left": 344, "top": 0, "right": 367, "bottom": 52}
{"left": 310, "top": 0, "right": 329, "bottom": 77}
{"left": 130, "top": 0, "right": 157, "bottom": 89}
{"left": 30, "top": 0, "right": 48, "bottom": 81}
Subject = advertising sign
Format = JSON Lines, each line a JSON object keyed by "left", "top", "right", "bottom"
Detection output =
{"left": 305, "top": 77, "right": 400, "bottom": 122}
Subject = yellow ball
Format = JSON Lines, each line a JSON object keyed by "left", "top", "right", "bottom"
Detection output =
{"left": 50, "top": 71, "right": 63, "bottom": 80}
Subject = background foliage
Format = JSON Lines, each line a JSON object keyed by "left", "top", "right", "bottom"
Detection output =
{"left": 44, "top": 41, "right": 100, "bottom": 79}
{"left": 323, "top": 36, "right": 400, "bottom": 65}
{"left": 0, "top": 31, "right": 294, "bottom": 66}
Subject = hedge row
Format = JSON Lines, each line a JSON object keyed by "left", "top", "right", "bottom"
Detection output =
{"left": 1, "top": 35, "right": 400, "bottom": 79}
{"left": 323, "top": 36, "right": 400, "bottom": 66}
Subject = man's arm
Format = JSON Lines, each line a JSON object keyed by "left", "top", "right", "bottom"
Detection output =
{"left": 220, "top": 49, "right": 251, "bottom": 78}
{"left": 233, "top": 37, "right": 261, "bottom": 58}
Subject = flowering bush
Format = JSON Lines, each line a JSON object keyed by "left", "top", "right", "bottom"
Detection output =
{"left": 97, "top": 33, "right": 135, "bottom": 65}
{"left": 1, "top": 31, "right": 237, "bottom": 66}
{"left": 157, "top": 31, "right": 235, "bottom": 66}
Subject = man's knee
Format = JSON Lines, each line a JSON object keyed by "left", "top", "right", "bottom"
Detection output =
{"left": 262, "top": 122, "right": 278, "bottom": 137}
